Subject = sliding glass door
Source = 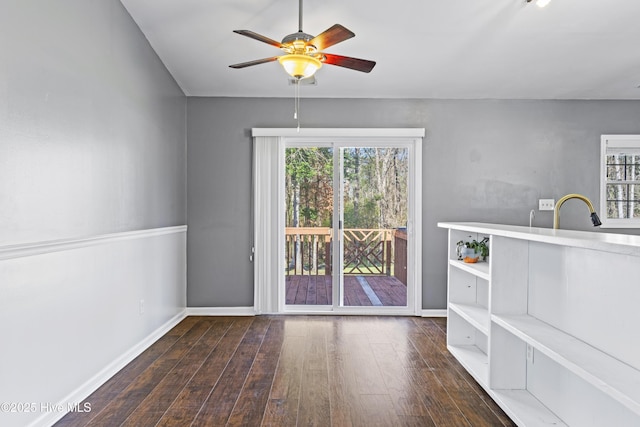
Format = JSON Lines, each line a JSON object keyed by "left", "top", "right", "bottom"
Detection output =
{"left": 284, "top": 146, "right": 334, "bottom": 306}
{"left": 252, "top": 128, "right": 422, "bottom": 315}
{"left": 340, "top": 147, "right": 409, "bottom": 308}
{"left": 284, "top": 142, "right": 411, "bottom": 312}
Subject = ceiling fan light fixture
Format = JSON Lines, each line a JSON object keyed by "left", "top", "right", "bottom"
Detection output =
{"left": 278, "top": 54, "right": 322, "bottom": 79}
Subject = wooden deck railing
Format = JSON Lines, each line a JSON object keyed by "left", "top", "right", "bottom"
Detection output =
{"left": 285, "top": 227, "right": 401, "bottom": 277}
{"left": 343, "top": 229, "right": 392, "bottom": 275}
{"left": 285, "top": 227, "right": 332, "bottom": 276}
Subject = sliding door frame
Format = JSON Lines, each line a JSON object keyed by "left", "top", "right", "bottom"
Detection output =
{"left": 253, "top": 128, "right": 424, "bottom": 315}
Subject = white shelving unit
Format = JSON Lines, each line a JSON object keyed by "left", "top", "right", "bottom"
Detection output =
{"left": 492, "top": 314, "right": 640, "bottom": 415}
{"left": 445, "top": 229, "right": 491, "bottom": 388}
{"left": 449, "top": 259, "right": 490, "bottom": 281}
{"left": 439, "top": 222, "right": 640, "bottom": 427}
{"left": 449, "top": 302, "right": 489, "bottom": 334}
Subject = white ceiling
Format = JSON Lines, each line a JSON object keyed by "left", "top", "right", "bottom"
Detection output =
{"left": 119, "top": 0, "right": 640, "bottom": 99}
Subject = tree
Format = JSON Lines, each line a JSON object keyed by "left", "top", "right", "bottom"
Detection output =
{"left": 285, "top": 146, "right": 410, "bottom": 275}
{"left": 285, "top": 147, "right": 333, "bottom": 228}
{"left": 342, "top": 147, "right": 408, "bottom": 229}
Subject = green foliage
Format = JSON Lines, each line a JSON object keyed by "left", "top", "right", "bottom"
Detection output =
{"left": 343, "top": 199, "right": 379, "bottom": 228}
{"left": 285, "top": 147, "right": 334, "bottom": 227}
{"left": 457, "top": 236, "right": 490, "bottom": 259}
{"left": 286, "top": 147, "right": 332, "bottom": 181}
{"left": 285, "top": 146, "right": 409, "bottom": 229}
{"left": 301, "top": 207, "right": 318, "bottom": 223}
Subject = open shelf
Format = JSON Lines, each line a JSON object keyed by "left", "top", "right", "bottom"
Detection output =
{"left": 492, "top": 314, "right": 640, "bottom": 416}
{"left": 441, "top": 223, "right": 640, "bottom": 426}
{"left": 449, "top": 302, "right": 489, "bottom": 335}
{"left": 449, "top": 259, "right": 490, "bottom": 280}
{"left": 448, "top": 344, "right": 488, "bottom": 387}
{"left": 491, "top": 389, "right": 567, "bottom": 427}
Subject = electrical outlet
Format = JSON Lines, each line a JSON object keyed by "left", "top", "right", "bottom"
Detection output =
{"left": 139, "top": 299, "right": 145, "bottom": 315}
{"left": 539, "top": 199, "right": 555, "bottom": 211}
{"left": 526, "top": 344, "right": 534, "bottom": 363}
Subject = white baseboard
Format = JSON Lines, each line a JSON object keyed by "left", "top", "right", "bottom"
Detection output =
{"left": 421, "top": 309, "right": 447, "bottom": 317}
{"left": 187, "top": 306, "right": 256, "bottom": 316}
{"left": 33, "top": 310, "right": 187, "bottom": 427}
{"left": 187, "top": 307, "right": 445, "bottom": 317}
{"left": 187, "top": 307, "right": 444, "bottom": 317}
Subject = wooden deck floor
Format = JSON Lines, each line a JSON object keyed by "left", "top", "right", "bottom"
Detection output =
{"left": 55, "top": 316, "right": 515, "bottom": 427}
{"left": 286, "top": 274, "right": 407, "bottom": 306}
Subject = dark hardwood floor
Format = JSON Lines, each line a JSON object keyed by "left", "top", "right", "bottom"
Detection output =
{"left": 55, "top": 316, "right": 515, "bottom": 427}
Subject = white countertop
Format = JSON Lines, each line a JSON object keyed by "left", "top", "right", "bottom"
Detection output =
{"left": 437, "top": 222, "right": 640, "bottom": 257}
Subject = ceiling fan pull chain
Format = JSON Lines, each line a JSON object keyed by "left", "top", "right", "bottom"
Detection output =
{"left": 294, "top": 79, "right": 301, "bottom": 131}
{"left": 293, "top": 79, "right": 298, "bottom": 119}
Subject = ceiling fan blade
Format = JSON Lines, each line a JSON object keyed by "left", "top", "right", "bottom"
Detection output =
{"left": 233, "top": 30, "right": 283, "bottom": 48}
{"left": 229, "top": 57, "right": 280, "bottom": 69}
{"left": 309, "top": 24, "right": 355, "bottom": 50}
{"left": 322, "top": 54, "right": 376, "bottom": 73}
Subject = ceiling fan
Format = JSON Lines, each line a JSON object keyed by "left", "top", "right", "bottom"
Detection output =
{"left": 229, "top": 0, "right": 376, "bottom": 80}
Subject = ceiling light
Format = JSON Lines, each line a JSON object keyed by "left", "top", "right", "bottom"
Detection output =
{"left": 527, "top": 0, "right": 551, "bottom": 7}
{"left": 278, "top": 54, "right": 322, "bottom": 80}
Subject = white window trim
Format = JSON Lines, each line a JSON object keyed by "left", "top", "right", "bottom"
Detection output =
{"left": 600, "top": 135, "right": 640, "bottom": 228}
{"left": 252, "top": 128, "right": 424, "bottom": 315}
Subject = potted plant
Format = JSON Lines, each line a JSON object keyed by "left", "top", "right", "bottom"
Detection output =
{"left": 456, "top": 236, "right": 489, "bottom": 263}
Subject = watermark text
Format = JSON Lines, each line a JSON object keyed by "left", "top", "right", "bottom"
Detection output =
{"left": 1, "top": 402, "right": 91, "bottom": 413}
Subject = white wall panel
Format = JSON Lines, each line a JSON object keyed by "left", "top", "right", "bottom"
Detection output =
{"left": 0, "top": 226, "right": 187, "bottom": 427}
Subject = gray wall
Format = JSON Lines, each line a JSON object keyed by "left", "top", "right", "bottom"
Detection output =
{"left": 1, "top": 0, "right": 186, "bottom": 246}
{"left": 187, "top": 97, "right": 640, "bottom": 309}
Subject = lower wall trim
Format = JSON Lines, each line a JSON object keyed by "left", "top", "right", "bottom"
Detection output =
{"left": 187, "top": 307, "right": 446, "bottom": 317}
{"left": 421, "top": 309, "right": 447, "bottom": 317}
{"left": 37, "top": 310, "right": 187, "bottom": 427}
{"left": 187, "top": 307, "right": 256, "bottom": 316}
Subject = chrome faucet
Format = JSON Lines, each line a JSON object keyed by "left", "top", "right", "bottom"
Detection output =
{"left": 529, "top": 209, "right": 535, "bottom": 228}
{"left": 553, "top": 193, "right": 602, "bottom": 229}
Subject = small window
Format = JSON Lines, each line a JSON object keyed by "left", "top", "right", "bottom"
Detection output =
{"left": 600, "top": 135, "right": 640, "bottom": 228}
